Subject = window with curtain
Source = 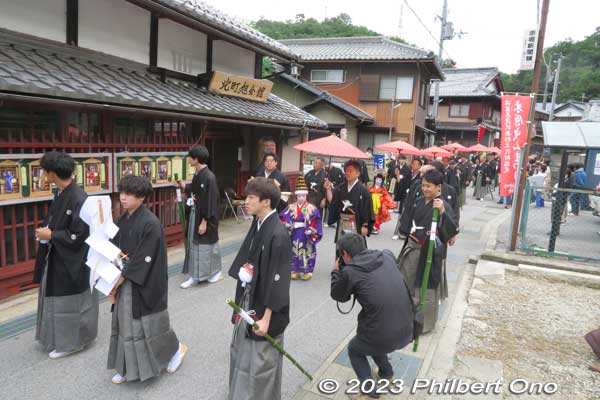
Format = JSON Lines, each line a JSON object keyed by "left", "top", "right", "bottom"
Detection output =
{"left": 379, "top": 76, "right": 415, "bottom": 101}
{"left": 310, "top": 69, "right": 344, "bottom": 83}
{"left": 449, "top": 103, "right": 470, "bottom": 117}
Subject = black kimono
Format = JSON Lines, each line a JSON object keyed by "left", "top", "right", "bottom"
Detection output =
{"left": 397, "top": 196, "right": 458, "bottom": 333}
{"left": 328, "top": 180, "right": 375, "bottom": 242}
{"left": 326, "top": 165, "right": 345, "bottom": 189}
{"left": 182, "top": 167, "right": 223, "bottom": 280}
{"left": 185, "top": 167, "right": 220, "bottom": 244}
{"left": 304, "top": 168, "right": 327, "bottom": 208}
{"left": 228, "top": 211, "right": 292, "bottom": 400}
{"left": 108, "top": 205, "right": 179, "bottom": 382}
{"left": 34, "top": 182, "right": 98, "bottom": 353}
{"left": 399, "top": 182, "right": 460, "bottom": 234}
{"left": 264, "top": 169, "right": 290, "bottom": 213}
{"left": 112, "top": 206, "right": 169, "bottom": 319}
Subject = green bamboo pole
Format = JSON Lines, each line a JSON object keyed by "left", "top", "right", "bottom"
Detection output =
{"left": 226, "top": 298, "right": 313, "bottom": 381}
{"left": 174, "top": 173, "right": 188, "bottom": 252}
{"left": 412, "top": 207, "right": 440, "bottom": 352}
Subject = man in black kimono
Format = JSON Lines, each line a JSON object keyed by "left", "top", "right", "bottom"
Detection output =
{"left": 228, "top": 177, "right": 292, "bottom": 400}
{"left": 177, "top": 146, "right": 223, "bottom": 289}
{"left": 108, "top": 175, "right": 186, "bottom": 384}
{"left": 33, "top": 151, "right": 98, "bottom": 359}
{"left": 325, "top": 162, "right": 345, "bottom": 189}
{"left": 344, "top": 158, "right": 370, "bottom": 185}
{"left": 258, "top": 152, "right": 290, "bottom": 212}
{"left": 397, "top": 169, "right": 458, "bottom": 333}
{"left": 394, "top": 155, "right": 412, "bottom": 214}
{"left": 304, "top": 157, "right": 327, "bottom": 211}
{"left": 392, "top": 158, "right": 423, "bottom": 240}
{"left": 325, "top": 160, "right": 374, "bottom": 243}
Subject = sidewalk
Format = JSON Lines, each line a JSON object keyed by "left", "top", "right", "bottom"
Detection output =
{"left": 0, "top": 217, "right": 251, "bottom": 339}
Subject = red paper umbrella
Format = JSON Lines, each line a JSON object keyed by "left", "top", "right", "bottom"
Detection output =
{"left": 466, "top": 143, "right": 491, "bottom": 153}
{"left": 441, "top": 142, "right": 468, "bottom": 151}
{"left": 293, "top": 134, "right": 371, "bottom": 159}
{"left": 488, "top": 146, "right": 502, "bottom": 154}
{"left": 374, "top": 140, "right": 422, "bottom": 156}
{"left": 420, "top": 146, "right": 453, "bottom": 158}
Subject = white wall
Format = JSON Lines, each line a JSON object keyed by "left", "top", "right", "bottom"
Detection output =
{"left": 281, "top": 136, "right": 301, "bottom": 173}
{"left": 158, "top": 19, "right": 207, "bottom": 75}
{"left": 213, "top": 40, "right": 255, "bottom": 77}
{"left": 79, "top": 0, "right": 150, "bottom": 65}
{"left": 0, "top": 0, "right": 65, "bottom": 43}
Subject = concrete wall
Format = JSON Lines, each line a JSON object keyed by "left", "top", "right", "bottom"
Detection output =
{"left": 158, "top": 19, "right": 207, "bottom": 75}
{"left": 213, "top": 40, "right": 255, "bottom": 77}
{"left": 0, "top": 0, "right": 65, "bottom": 43}
{"left": 308, "top": 104, "right": 347, "bottom": 126}
{"left": 79, "top": 0, "right": 150, "bottom": 65}
{"left": 270, "top": 79, "right": 315, "bottom": 108}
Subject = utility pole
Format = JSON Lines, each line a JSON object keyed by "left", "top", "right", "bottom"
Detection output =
{"left": 541, "top": 55, "right": 553, "bottom": 110}
{"left": 510, "top": 0, "right": 551, "bottom": 251}
{"left": 431, "top": 0, "right": 448, "bottom": 147}
{"left": 548, "top": 56, "right": 562, "bottom": 121}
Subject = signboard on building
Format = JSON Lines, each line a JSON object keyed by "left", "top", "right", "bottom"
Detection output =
{"left": 499, "top": 94, "right": 533, "bottom": 197}
{"left": 208, "top": 71, "right": 273, "bottom": 103}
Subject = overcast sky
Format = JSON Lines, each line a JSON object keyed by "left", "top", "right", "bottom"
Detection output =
{"left": 202, "top": 0, "right": 599, "bottom": 73}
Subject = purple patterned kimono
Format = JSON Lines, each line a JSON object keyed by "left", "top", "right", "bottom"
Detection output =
{"left": 279, "top": 202, "right": 323, "bottom": 274}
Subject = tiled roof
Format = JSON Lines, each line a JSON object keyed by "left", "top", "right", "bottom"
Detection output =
{"left": 279, "top": 36, "right": 434, "bottom": 61}
{"left": 155, "top": 0, "right": 298, "bottom": 60}
{"left": 435, "top": 67, "right": 501, "bottom": 97}
{"left": 277, "top": 74, "right": 374, "bottom": 122}
{"left": 0, "top": 31, "right": 326, "bottom": 129}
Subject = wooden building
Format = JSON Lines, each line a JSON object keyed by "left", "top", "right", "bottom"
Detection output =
{"left": 431, "top": 67, "right": 504, "bottom": 147}
{"left": 279, "top": 36, "right": 443, "bottom": 149}
{"left": 0, "top": 0, "right": 326, "bottom": 299}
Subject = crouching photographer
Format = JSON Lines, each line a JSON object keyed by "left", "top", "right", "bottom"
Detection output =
{"left": 331, "top": 232, "right": 415, "bottom": 399}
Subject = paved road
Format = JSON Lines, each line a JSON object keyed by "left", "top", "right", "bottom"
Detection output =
{"left": 0, "top": 193, "right": 506, "bottom": 400}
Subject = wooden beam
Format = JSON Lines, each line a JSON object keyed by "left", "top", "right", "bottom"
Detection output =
{"left": 255, "top": 53, "right": 263, "bottom": 79}
{"left": 206, "top": 35, "right": 213, "bottom": 73}
{"left": 66, "top": 0, "right": 78, "bottom": 46}
{"left": 149, "top": 14, "right": 159, "bottom": 67}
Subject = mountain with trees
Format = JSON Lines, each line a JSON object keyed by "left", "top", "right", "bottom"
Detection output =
{"left": 501, "top": 28, "right": 600, "bottom": 103}
{"left": 251, "top": 13, "right": 407, "bottom": 44}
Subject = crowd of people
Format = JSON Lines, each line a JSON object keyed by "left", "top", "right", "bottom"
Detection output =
{"left": 31, "top": 146, "right": 524, "bottom": 399}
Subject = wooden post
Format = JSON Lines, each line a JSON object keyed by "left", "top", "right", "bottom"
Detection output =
{"left": 510, "top": 0, "right": 551, "bottom": 251}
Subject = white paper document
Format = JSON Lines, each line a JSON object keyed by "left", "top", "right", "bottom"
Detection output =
{"left": 85, "top": 236, "right": 121, "bottom": 262}
{"left": 80, "top": 195, "right": 119, "bottom": 239}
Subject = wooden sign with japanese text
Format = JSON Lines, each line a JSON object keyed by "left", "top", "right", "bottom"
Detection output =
{"left": 208, "top": 71, "right": 273, "bottom": 103}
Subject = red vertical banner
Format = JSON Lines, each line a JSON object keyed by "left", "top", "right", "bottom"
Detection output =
{"left": 477, "top": 125, "right": 486, "bottom": 143}
{"left": 499, "top": 94, "right": 532, "bottom": 197}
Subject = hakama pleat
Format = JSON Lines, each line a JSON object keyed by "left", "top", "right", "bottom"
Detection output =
{"left": 181, "top": 207, "right": 222, "bottom": 280}
{"left": 35, "top": 265, "right": 98, "bottom": 353}
{"left": 107, "top": 281, "right": 179, "bottom": 382}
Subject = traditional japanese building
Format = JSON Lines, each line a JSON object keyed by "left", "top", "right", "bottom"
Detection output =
{"left": 0, "top": 0, "right": 326, "bottom": 299}
{"left": 431, "top": 67, "right": 503, "bottom": 147}
{"left": 279, "top": 36, "right": 442, "bottom": 149}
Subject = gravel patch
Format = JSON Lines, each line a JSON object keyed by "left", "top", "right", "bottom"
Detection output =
{"left": 455, "top": 270, "right": 600, "bottom": 399}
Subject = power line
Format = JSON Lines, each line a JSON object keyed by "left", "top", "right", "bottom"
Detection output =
{"left": 402, "top": 0, "right": 454, "bottom": 61}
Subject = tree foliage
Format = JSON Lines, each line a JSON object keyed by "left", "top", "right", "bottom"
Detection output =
{"left": 251, "top": 13, "right": 406, "bottom": 44}
{"left": 502, "top": 28, "right": 600, "bottom": 103}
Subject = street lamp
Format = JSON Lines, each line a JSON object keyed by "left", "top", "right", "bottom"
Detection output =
{"left": 388, "top": 101, "right": 402, "bottom": 141}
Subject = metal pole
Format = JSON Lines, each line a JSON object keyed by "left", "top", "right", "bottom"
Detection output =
{"left": 542, "top": 56, "right": 552, "bottom": 109}
{"left": 548, "top": 56, "right": 562, "bottom": 121}
{"left": 510, "top": 0, "right": 551, "bottom": 251}
{"left": 430, "top": 0, "right": 448, "bottom": 132}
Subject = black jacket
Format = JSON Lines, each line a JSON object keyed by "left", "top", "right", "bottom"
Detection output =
{"left": 331, "top": 249, "right": 414, "bottom": 353}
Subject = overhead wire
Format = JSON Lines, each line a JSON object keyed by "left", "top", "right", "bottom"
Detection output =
{"left": 402, "top": 0, "right": 455, "bottom": 62}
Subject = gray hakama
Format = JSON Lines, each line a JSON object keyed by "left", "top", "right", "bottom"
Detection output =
{"left": 397, "top": 239, "right": 440, "bottom": 334}
{"left": 107, "top": 281, "right": 179, "bottom": 382}
{"left": 182, "top": 207, "right": 222, "bottom": 281}
{"left": 35, "top": 264, "right": 99, "bottom": 353}
{"left": 473, "top": 173, "right": 485, "bottom": 199}
{"left": 229, "top": 295, "right": 284, "bottom": 400}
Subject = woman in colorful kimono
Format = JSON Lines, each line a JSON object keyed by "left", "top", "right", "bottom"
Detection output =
{"left": 369, "top": 174, "right": 396, "bottom": 234}
{"left": 279, "top": 176, "right": 323, "bottom": 281}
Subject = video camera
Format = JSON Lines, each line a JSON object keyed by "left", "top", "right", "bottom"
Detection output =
{"left": 335, "top": 229, "right": 356, "bottom": 269}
